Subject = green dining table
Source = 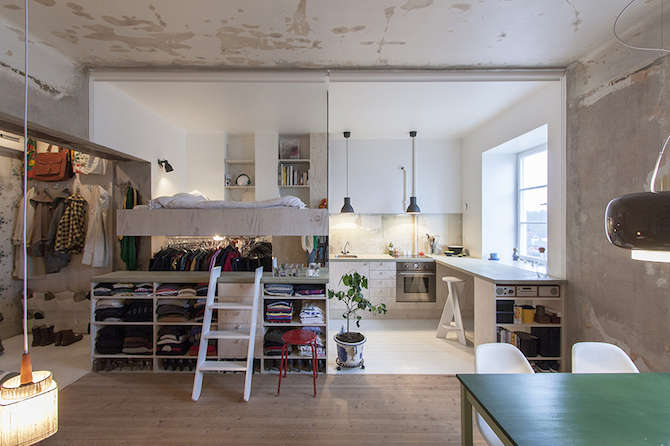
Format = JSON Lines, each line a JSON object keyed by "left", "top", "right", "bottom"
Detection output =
{"left": 457, "top": 372, "right": 670, "bottom": 446}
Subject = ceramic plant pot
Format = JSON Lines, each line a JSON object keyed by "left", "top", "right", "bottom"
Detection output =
{"left": 334, "top": 333, "right": 366, "bottom": 370}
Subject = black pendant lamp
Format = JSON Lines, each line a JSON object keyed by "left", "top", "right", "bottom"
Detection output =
{"left": 406, "top": 131, "right": 421, "bottom": 214}
{"left": 341, "top": 131, "right": 355, "bottom": 213}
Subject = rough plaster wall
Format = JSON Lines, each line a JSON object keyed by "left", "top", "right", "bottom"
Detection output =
{"left": 567, "top": 47, "right": 670, "bottom": 371}
{"left": 0, "top": 15, "right": 89, "bottom": 139}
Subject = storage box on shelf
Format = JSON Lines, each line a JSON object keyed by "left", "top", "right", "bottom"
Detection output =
{"left": 493, "top": 284, "right": 564, "bottom": 372}
{"left": 260, "top": 275, "right": 329, "bottom": 374}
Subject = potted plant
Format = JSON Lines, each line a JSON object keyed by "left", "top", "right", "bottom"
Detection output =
{"left": 328, "top": 270, "right": 387, "bottom": 370}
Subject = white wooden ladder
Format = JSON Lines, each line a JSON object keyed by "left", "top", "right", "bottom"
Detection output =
{"left": 192, "top": 266, "right": 262, "bottom": 402}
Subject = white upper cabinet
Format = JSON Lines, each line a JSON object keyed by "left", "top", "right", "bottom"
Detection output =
{"left": 329, "top": 136, "right": 462, "bottom": 214}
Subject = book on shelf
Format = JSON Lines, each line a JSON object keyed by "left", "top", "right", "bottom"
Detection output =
{"left": 279, "top": 163, "right": 309, "bottom": 186}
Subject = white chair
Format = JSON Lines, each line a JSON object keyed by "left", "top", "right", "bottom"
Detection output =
{"left": 474, "top": 343, "right": 534, "bottom": 446}
{"left": 571, "top": 342, "right": 639, "bottom": 373}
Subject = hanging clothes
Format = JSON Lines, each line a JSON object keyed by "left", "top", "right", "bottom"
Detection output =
{"left": 82, "top": 185, "right": 109, "bottom": 268}
{"left": 29, "top": 190, "right": 54, "bottom": 257}
{"left": 12, "top": 186, "right": 45, "bottom": 278}
{"left": 45, "top": 189, "right": 72, "bottom": 274}
{"left": 54, "top": 191, "right": 88, "bottom": 255}
{"left": 120, "top": 186, "right": 140, "bottom": 270}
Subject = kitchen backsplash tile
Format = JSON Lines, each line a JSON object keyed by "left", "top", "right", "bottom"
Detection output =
{"left": 329, "top": 213, "right": 462, "bottom": 255}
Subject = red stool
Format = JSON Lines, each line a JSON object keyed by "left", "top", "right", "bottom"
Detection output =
{"left": 277, "top": 329, "right": 318, "bottom": 397}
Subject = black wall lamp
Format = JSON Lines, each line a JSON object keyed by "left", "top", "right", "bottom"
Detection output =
{"left": 158, "top": 159, "right": 174, "bottom": 173}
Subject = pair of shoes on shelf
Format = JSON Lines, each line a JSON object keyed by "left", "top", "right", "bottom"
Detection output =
{"left": 32, "top": 325, "right": 56, "bottom": 346}
{"left": 55, "top": 329, "right": 83, "bottom": 346}
{"left": 161, "top": 358, "right": 195, "bottom": 371}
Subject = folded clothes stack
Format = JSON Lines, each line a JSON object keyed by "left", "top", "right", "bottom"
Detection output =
{"left": 266, "top": 300, "right": 293, "bottom": 323}
{"left": 297, "top": 326, "right": 326, "bottom": 357}
{"left": 123, "top": 299, "right": 153, "bottom": 322}
{"left": 155, "top": 283, "right": 179, "bottom": 296}
{"left": 156, "top": 298, "right": 193, "bottom": 322}
{"left": 95, "top": 325, "right": 125, "bottom": 354}
{"left": 112, "top": 283, "right": 135, "bottom": 297}
{"left": 133, "top": 283, "right": 153, "bottom": 295}
{"left": 122, "top": 326, "right": 153, "bottom": 355}
{"left": 264, "top": 283, "right": 294, "bottom": 296}
{"left": 187, "top": 325, "right": 217, "bottom": 356}
{"left": 93, "top": 283, "right": 113, "bottom": 296}
{"left": 294, "top": 284, "right": 325, "bottom": 297}
{"left": 299, "top": 302, "right": 324, "bottom": 324}
{"left": 156, "top": 326, "right": 191, "bottom": 356}
{"left": 178, "top": 285, "right": 196, "bottom": 298}
{"left": 95, "top": 299, "right": 126, "bottom": 321}
{"left": 264, "top": 328, "right": 291, "bottom": 356}
{"left": 195, "top": 283, "right": 209, "bottom": 296}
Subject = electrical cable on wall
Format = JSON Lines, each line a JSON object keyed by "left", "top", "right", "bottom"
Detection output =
{"left": 615, "top": 0, "right": 670, "bottom": 193}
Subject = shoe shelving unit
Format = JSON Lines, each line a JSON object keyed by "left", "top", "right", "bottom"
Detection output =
{"left": 90, "top": 270, "right": 329, "bottom": 374}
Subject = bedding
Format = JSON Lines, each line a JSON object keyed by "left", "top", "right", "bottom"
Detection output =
{"left": 135, "top": 191, "right": 307, "bottom": 210}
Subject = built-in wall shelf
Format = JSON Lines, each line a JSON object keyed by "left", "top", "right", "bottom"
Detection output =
{"left": 225, "top": 186, "right": 256, "bottom": 190}
{"left": 226, "top": 160, "right": 254, "bottom": 165}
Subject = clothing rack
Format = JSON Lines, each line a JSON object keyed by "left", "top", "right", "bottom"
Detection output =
{"left": 164, "top": 236, "right": 270, "bottom": 255}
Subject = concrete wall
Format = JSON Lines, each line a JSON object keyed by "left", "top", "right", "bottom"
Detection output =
{"left": 0, "top": 15, "right": 89, "bottom": 140}
{"left": 566, "top": 38, "right": 669, "bottom": 371}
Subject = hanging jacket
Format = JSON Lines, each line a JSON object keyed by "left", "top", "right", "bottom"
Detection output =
{"left": 45, "top": 189, "right": 72, "bottom": 274}
{"left": 82, "top": 186, "right": 109, "bottom": 268}
{"left": 29, "top": 191, "right": 54, "bottom": 257}
{"left": 54, "top": 191, "right": 88, "bottom": 254}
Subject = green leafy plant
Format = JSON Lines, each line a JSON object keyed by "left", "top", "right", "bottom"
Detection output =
{"left": 328, "top": 270, "right": 387, "bottom": 342}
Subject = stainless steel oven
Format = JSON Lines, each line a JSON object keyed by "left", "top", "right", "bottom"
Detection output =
{"left": 396, "top": 261, "right": 436, "bottom": 302}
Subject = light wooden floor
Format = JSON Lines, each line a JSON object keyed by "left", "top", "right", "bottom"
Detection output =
{"left": 41, "top": 372, "right": 488, "bottom": 446}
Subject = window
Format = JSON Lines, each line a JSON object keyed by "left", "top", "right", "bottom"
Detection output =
{"left": 518, "top": 147, "right": 547, "bottom": 260}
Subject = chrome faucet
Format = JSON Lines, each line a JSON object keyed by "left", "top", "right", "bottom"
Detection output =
{"left": 342, "top": 241, "right": 350, "bottom": 255}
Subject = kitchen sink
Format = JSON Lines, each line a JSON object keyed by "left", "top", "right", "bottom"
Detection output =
{"left": 334, "top": 254, "right": 358, "bottom": 258}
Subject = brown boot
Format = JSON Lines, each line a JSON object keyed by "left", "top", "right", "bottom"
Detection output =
{"left": 61, "top": 329, "right": 83, "bottom": 346}
{"left": 40, "top": 325, "right": 56, "bottom": 346}
{"left": 32, "top": 325, "right": 42, "bottom": 347}
{"left": 55, "top": 330, "right": 64, "bottom": 346}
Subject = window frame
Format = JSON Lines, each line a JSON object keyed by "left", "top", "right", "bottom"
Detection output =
{"left": 517, "top": 145, "right": 548, "bottom": 262}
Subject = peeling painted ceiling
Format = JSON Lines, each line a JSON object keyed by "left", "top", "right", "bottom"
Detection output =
{"left": 0, "top": 0, "right": 655, "bottom": 70}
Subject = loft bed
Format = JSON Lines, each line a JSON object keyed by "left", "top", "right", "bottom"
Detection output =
{"left": 116, "top": 191, "right": 329, "bottom": 237}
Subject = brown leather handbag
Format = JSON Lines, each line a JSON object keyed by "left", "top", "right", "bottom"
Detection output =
{"left": 33, "top": 145, "right": 74, "bottom": 181}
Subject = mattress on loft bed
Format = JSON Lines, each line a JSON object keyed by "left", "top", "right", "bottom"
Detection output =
{"left": 133, "top": 191, "right": 307, "bottom": 210}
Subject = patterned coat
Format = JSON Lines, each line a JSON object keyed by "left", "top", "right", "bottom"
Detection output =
{"left": 54, "top": 191, "right": 88, "bottom": 254}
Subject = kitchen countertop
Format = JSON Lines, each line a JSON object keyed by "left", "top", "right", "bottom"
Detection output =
{"left": 328, "top": 253, "right": 565, "bottom": 284}
{"left": 328, "top": 254, "right": 435, "bottom": 262}
{"left": 433, "top": 256, "right": 565, "bottom": 284}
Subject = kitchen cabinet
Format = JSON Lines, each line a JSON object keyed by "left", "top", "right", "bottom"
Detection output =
{"left": 368, "top": 262, "right": 396, "bottom": 308}
{"left": 328, "top": 261, "right": 370, "bottom": 319}
{"left": 329, "top": 138, "right": 461, "bottom": 214}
